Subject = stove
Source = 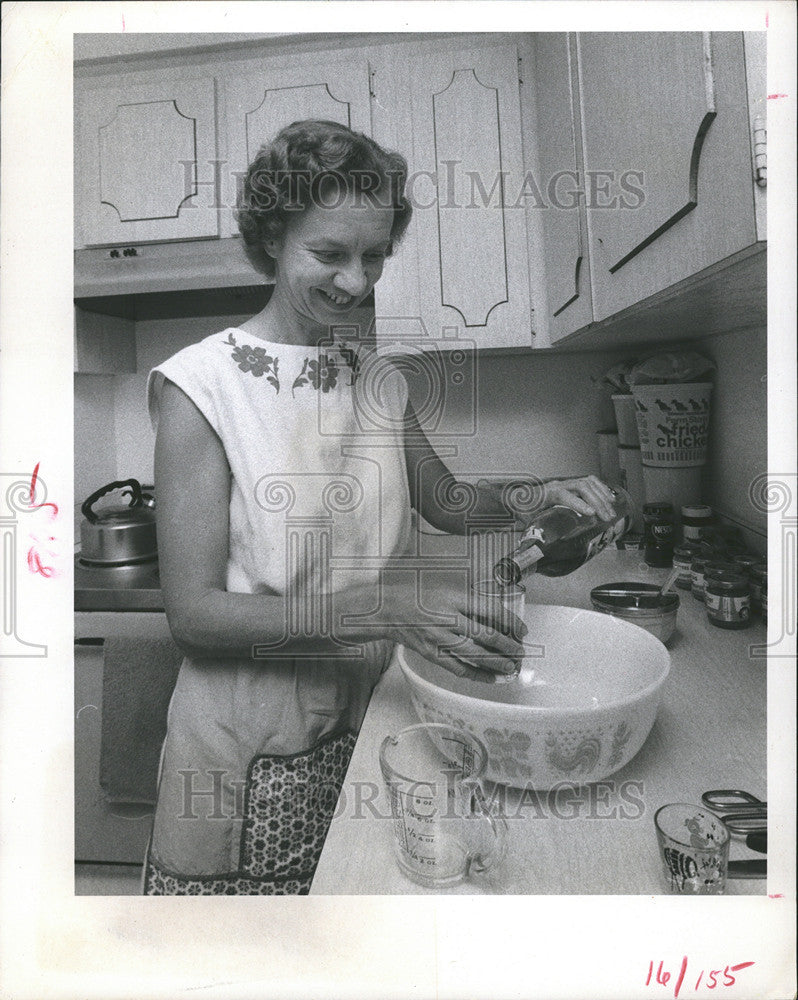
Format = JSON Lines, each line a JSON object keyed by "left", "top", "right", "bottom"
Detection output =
{"left": 74, "top": 554, "right": 164, "bottom": 612}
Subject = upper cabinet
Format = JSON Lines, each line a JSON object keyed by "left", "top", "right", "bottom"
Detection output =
{"left": 531, "top": 33, "right": 593, "bottom": 343}
{"left": 371, "top": 39, "right": 537, "bottom": 351}
{"left": 533, "top": 32, "right": 766, "bottom": 343}
{"left": 579, "top": 32, "right": 761, "bottom": 323}
{"left": 75, "top": 72, "right": 220, "bottom": 247}
{"left": 74, "top": 33, "right": 766, "bottom": 352}
{"left": 220, "top": 55, "right": 373, "bottom": 237}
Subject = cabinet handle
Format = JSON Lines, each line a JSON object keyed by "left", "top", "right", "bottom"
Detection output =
{"left": 752, "top": 115, "right": 767, "bottom": 187}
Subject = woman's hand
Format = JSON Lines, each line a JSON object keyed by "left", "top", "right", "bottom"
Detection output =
{"left": 377, "top": 581, "right": 527, "bottom": 683}
{"left": 541, "top": 475, "right": 617, "bottom": 522}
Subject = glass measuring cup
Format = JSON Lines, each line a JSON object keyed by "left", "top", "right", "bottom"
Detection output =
{"left": 379, "top": 723, "right": 507, "bottom": 888}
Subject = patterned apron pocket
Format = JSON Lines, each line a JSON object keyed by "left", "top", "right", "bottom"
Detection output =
{"left": 144, "top": 729, "right": 356, "bottom": 895}
{"left": 239, "top": 730, "right": 357, "bottom": 890}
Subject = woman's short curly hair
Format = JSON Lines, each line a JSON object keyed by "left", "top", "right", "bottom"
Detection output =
{"left": 236, "top": 119, "right": 413, "bottom": 279}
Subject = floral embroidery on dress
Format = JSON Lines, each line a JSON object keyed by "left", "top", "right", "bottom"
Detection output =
{"left": 224, "top": 331, "right": 280, "bottom": 393}
{"left": 338, "top": 347, "right": 361, "bottom": 386}
{"left": 307, "top": 355, "right": 339, "bottom": 392}
{"left": 292, "top": 354, "right": 340, "bottom": 396}
{"left": 222, "top": 331, "right": 364, "bottom": 398}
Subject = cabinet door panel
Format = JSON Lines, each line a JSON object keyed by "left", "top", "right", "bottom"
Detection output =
{"left": 533, "top": 33, "right": 593, "bottom": 342}
{"left": 578, "top": 32, "right": 756, "bottom": 321}
{"left": 222, "top": 60, "right": 372, "bottom": 236}
{"left": 407, "top": 44, "right": 533, "bottom": 350}
{"left": 76, "top": 77, "right": 219, "bottom": 247}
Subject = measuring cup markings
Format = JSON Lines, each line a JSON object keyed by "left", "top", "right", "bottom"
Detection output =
{"left": 379, "top": 724, "right": 507, "bottom": 887}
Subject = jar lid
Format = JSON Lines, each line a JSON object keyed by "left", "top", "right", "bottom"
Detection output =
{"left": 682, "top": 505, "right": 713, "bottom": 518}
{"left": 749, "top": 562, "right": 767, "bottom": 580}
{"left": 706, "top": 571, "right": 749, "bottom": 590}
{"left": 643, "top": 502, "right": 674, "bottom": 516}
{"left": 704, "top": 559, "right": 739, "bottom": 576}
{"left": 674, "top": 543, "right": 700, "bottom": 556}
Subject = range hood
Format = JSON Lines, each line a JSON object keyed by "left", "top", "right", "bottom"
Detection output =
{"left": 74, "top": 236, "right": 272, "bottom": 319}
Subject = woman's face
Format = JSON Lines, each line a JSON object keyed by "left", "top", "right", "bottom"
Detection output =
{"left": 268, "top": 187, "right": 394, "bottom": 334}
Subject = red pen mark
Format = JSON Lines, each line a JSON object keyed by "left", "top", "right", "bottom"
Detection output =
{"left": 648, "top": 958, "right": 754, "bottom": 996}
{"left": 768, "top": 93, "right": 788, "bottom": 100}
{"left": 769, "top": 892, "right": 784, "bottom": 898}
{"left": 25, "top": 463, "right": 61, "bottom": 577}
{"left": 27, "top": 547, "right": 55, "bottom": 578}
{"left": 673, "top": 955, "right": 687, "bottom": 998}
{"left": 765, "top": 11, "right": 768, "bottom": 27}
{"left": 27, "top": 462, "right": 58, "bottom": 518}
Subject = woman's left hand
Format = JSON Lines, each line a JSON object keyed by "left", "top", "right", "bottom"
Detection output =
{"left": 542, "top": 475, "right": 617, "bottom": 521}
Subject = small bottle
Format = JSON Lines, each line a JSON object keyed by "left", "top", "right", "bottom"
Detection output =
{"left": 705, "top": 570, "right": 751, "bottom": 630}
{"left": 643, "top": 502, "right": 675, "bottom": 568}
{"left": 494, "top": 487, "right": 632, "bottom": 585}
{"left": 673, "top": 543, "right": 699, "bottom": 589}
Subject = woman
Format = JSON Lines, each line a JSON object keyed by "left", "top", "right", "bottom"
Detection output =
{"left": 144, "top": 120, "right": 616, "bottom": 894}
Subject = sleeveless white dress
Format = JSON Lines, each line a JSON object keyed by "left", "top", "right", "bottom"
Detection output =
{"left": 143, "top": 328, "right": 411, "bottom": 894}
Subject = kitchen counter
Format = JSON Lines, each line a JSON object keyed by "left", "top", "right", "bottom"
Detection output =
{"left": 311, "top": 545, "right": 767, "bottom": 894}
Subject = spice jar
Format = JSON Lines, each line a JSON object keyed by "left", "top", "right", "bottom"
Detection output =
{"left": 704, "top": 559, "right": 739, "bottom": 585}
{"left": 732, "top": 553, "right": 760, "bottom": 577}
{"left": 673, "top": 543, "right": 699, "bottom": 589}
{"left": 643, "top": 502, "right": 675, "bottom": 568}
{"left": 705, "top": 570, "right": 752, "bottom": 630}
{"left": 691, "top": 554, "right": 709, "bottom": 601}
{"left": 681, "top": 505, "right": 714, "bottom": 543}
{"left": 749, "top": 563, "right": 767, "bottom": 617}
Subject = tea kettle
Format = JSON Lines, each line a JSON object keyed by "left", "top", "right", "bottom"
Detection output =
{"left": 80, "top": 479, "right": 157, "bottom": 566}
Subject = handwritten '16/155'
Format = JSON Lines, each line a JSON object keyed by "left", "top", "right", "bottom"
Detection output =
{"left": 646, "top": 957, "right": 755, "bottom": 998}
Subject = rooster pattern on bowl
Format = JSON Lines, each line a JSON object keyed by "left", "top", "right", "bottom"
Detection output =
{"left": 412, "top": 694, "right": 634, "bottom": 781}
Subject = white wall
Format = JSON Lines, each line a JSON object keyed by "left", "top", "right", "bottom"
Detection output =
{"left": 74, "top": 319, "right": 767, "bottom": 553}
{"left": 694, "top": 324, "right": 767, "bottom": 549}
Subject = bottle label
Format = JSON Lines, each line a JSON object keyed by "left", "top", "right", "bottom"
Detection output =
{"left": 706, "top": 592, "right": 750, "bottom": 622}
{"left": 585, "top": 517, "right": 626, "bottom": 561}
{"left": 651, "top": 523, "right": 674, "bottom": 539}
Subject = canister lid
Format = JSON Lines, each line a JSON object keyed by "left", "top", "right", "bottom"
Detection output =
{"left": 681, "top": 505, "right": 713, "bottom": 518}
{"left": 643, "top": 502, "right": 674, "bottom": 516}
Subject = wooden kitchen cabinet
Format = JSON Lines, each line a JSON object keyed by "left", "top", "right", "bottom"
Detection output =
{"left": 372, "top": 39, "right": 537, "bottom": 351}
{"left": 535, "top": 32, "right": 765, "bottom": 343}
{"left": 219, "top": 54, "right": 373, "bottom": 238}
{"left": 74, "top": 71, "right": 220, "bottom": 248}
{"left": 578, "top": 31, "right": 763, "bottom": 327}
{"left": 531, "top": 33, "right": 594, "bottom": 343}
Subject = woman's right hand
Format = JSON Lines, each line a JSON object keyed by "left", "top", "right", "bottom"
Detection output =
{"left": 377, "top": 581, "right": 527, "bottom": 683}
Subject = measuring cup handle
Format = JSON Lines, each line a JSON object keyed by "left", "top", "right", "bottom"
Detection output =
{"left": 467, "top": 783, "right": 508, "bottom": 878}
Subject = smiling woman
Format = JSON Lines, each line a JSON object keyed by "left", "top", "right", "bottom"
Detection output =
{"left": 143, "top": 119, "right": 614, "bottom": 896}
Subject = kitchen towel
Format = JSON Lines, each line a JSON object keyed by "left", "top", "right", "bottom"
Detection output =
{"left": 100, "top": 637, "right": 184, "bottom": 805}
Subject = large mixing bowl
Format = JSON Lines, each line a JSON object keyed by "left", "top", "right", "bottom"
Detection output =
{"left": 397, "top": 604, "right": 670, "bottom": 790}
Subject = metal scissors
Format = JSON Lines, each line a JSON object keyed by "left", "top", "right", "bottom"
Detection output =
{"left": 701, "top": 789, "right": 767, "bottom": 837}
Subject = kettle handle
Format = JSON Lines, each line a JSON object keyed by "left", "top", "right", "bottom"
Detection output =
{"left": 81, "top": 479, "right": 144, "bottom": 524}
